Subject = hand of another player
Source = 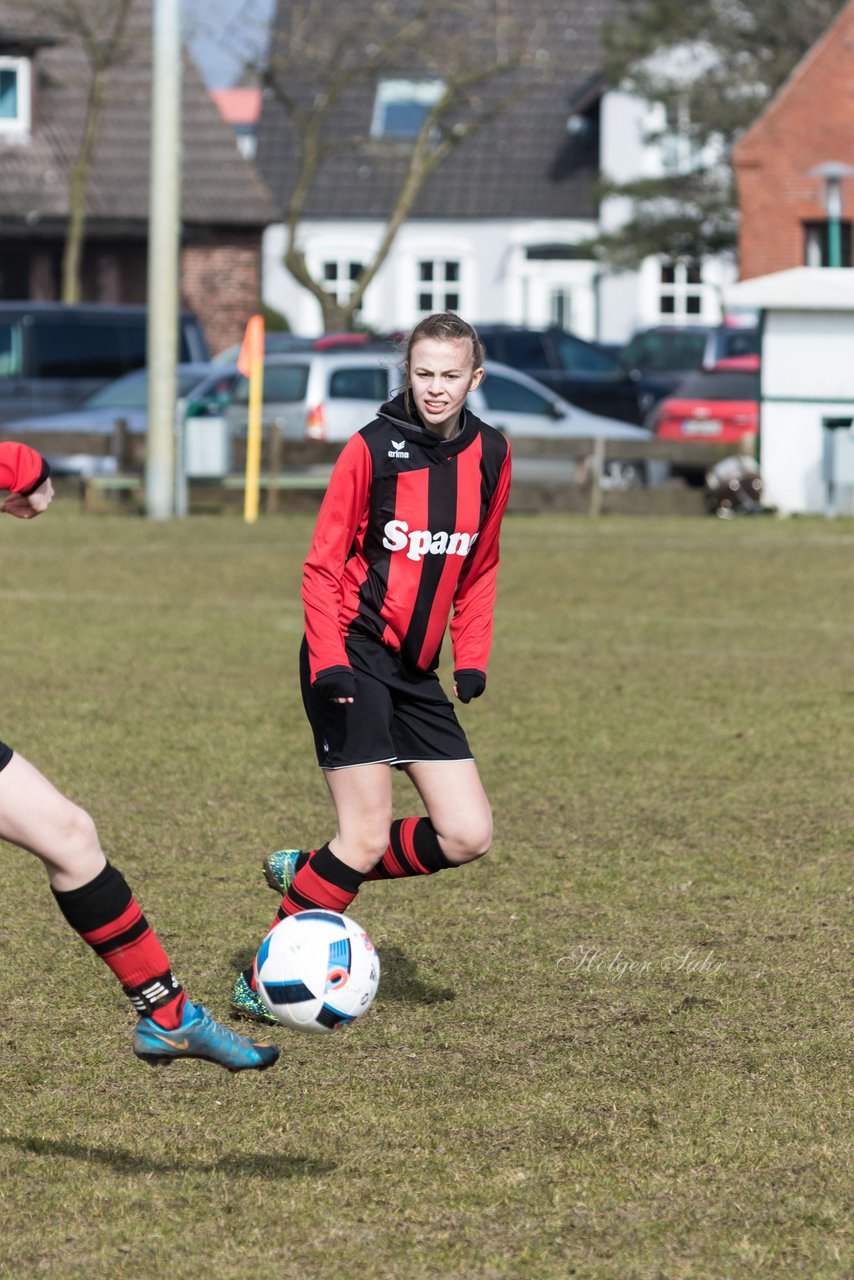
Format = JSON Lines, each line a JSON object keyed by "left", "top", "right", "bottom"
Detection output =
{"left": 1, "top": 478, "right": 55, "bottom": 519}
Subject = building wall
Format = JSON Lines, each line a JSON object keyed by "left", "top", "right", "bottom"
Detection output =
{"left": 734, "top": 3, "right": 854, "bottom": 280}
{"left": 262, "top": 217, "right": 601, "bottom": 338}
{"left": 181, "top": 234, "right": 263, "bottom": 355}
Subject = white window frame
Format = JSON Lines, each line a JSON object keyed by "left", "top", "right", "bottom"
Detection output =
{"left": 371, "top": 78, "right": 444, "bottom": 139}
{"left": 315, "top": 254, "right": 367, "bottom": 317}
{"left": 415, "top": 257, "right": 463, "bottom": 318}
{"left": 0, "top": 55, "right": 31, "bottom": 143}
{"left": 657, "top": 259, "right": 705, "bottom": 322}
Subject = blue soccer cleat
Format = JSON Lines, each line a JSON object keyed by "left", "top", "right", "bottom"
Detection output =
{"left": 262, "top": 849, "right": 303, "bottom": 895}
{"left": 230, "top": 970, "right": 278, "bottom": 1024}
{"left": 133, "top": 999, "right": 279, "bottom": 1072}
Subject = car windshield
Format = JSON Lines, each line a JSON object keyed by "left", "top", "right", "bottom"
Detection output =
{"left": 623, "top": 330, "right": 709, "bottom": 372}
{"left": 672, "top": 370, "right": 759, "bottom": 399}
{"left": 550, "top": 332, "right": 619, "bottom": 374}
{"left": 84, "top": 368, "right": 207, "bottom": 409}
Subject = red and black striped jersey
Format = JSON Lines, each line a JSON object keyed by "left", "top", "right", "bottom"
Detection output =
{"left": 303, "top": 393, "right": 511, "bottom": 681}
{"left": 0, "top": 442, "right": 50, "bottom": 496}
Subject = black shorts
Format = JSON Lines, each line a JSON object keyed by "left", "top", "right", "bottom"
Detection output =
{"left": 0, "top": 740, "right": 13, "bottom": 772}
{"left": 300, "top": 635, "right": 473, "bottom": 770}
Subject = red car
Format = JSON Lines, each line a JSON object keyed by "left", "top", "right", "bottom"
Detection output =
{"left": 648, "top": 355, "right": 759, "bottom": 449}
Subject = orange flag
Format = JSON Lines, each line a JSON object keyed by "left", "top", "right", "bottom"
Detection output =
{"left": 237, "top": 314, "right": 264, "bottom": 376}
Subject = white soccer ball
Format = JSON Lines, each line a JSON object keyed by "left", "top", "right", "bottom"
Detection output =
{"left": 253, "top": 910, "right": 380, "bottom": 1033}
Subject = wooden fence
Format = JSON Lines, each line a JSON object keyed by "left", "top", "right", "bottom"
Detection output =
{"left": 0, "top": 419, "right": 751, "bottom": 516}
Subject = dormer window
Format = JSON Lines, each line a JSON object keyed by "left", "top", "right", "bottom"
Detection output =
{"left": 0, "top": 55, "right": 31, "bottom": 144}
{"left": 371, "top": 79, "right": 444, "bottom": 139}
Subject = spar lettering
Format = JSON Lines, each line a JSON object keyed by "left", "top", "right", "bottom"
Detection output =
{"left": 382, "top": 519, "right": 478, "bottom": 561}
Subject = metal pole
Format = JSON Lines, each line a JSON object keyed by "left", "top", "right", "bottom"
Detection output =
{"left": 827, "top": 176, "right": 842, "bottom": 268}
{"left": 145, "top": 0, "right": 182, "bottom": 519}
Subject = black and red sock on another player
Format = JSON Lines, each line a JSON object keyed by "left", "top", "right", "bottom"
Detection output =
{"left": 366, "top": 817, "right": 453, "bottom": 880}
{"left": 52, "top": 862, "right": 187, "bottom": 1030}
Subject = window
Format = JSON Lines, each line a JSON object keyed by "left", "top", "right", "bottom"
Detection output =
{"left": 803, "top": 220, "right": 852, "bottom": 267}
{"left": 371, "top": 79, "right": 444, "bottom": 139}
{"left": 658, "top": 261, "right": 704, "bottom": 321}
{"left": 0, "top": 322, "right": 22, "bottom": 378}
{"left": 659, "top": 97, "right": 701, "bottom": 174}
{"left": 550, "top": 288, "right": 572, "bottom": 329}
{"left": 416, "top": 260, "right": 461, "bottom": 315}
{"left": 500, "top": 332, "right": 551, "bottom": 371}
{"left": 0, "top": 56, "right": 31, "bottom": 142}
{"left": 551, "top": 332, "right": 620, "bottom": 375}
{"left": 234, "top": 364, "right": 309, "bottom": 404}
{"left": 29, "top": 323, "right": 137, "bottom": 379}
{"left": 478, "top": 375, "right": 554, "bottom": 416}
{"left": 328, "top": 368, "right": 389, "bottom": 401}
{"left": 622, "top": 329, "right": 708, "bottom": 374}
{"left": 671, "top": 370, "right": 759, "bottom": 400}
{"left": 321, "top": 259, "right": 365, "bottom": 314}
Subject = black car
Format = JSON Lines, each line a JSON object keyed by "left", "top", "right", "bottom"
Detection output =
{"left": 474, "top": 324, "right": 671, "bottom": 425}
{"left": 620, "top": 324, "right": 761, "bottom": 390}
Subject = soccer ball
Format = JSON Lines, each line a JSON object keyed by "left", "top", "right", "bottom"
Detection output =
{"left": 254, "top": 910, "right": 380, "bottom": 1033}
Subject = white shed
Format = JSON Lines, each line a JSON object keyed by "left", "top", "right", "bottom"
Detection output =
{"left": 725, "top": 267, "right": 854, "bottom": 515}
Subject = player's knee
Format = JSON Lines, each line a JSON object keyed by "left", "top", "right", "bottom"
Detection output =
{"left": 57, "top": 801, "right": 101, "bottom": 865}
{"left": 340, "top": 811, "right": 393, "bottom": 872}
{"left": 444, "top": 812, "right": 493, "bottom": 864}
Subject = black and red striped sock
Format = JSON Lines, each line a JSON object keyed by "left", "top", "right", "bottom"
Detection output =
{"left": 366, "top": 817, "right": 453, "bottom": 880}
{"left": 274, "top": 842, "right": 365, "bottom": 922}
{"left": 52, "top": 863, "right": 186, "bottom": 1029}
{"left": 245, "top": 844, "right": 366, "bottom": 991}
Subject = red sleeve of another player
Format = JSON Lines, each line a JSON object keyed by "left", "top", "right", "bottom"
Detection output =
{"left": 0, "top": 442, "right": 48, "bottom": 494}
{"left": 450, "top": 445, "right": 512, "bottom": 673}
{"left": 302, "top": 433, "right": 373, "bottom": 681}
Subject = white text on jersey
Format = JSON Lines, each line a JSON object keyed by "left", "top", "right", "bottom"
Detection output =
{"left": 382, "top": 519, "right": 478, "bottom": 561}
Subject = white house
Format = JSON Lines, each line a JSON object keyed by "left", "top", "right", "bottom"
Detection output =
{"left": 255, "top": 2, "right": 733, "bottom": 343}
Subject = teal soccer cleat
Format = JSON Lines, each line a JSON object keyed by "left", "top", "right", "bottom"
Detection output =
{"left": 262, "top": 849, "right": 303, "bottom": 895}
{"left": 230, "top": 970, "right": 278, "bottom": 1025}
{"left": 133, "top": 1000, "right": 279, "bottom": 1072}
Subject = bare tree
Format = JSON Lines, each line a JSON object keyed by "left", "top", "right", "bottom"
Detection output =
{"left": 254, "top": 0, "right": 547, "bottom": 331}
{"left": 36, "top": 0, "right": 135, "bottom": 303}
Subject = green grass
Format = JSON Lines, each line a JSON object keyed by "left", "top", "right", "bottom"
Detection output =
{"left": 0, "top": 504, "right": 852, "bottom": 1279}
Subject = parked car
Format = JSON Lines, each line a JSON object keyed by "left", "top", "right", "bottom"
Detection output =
{"left": 0, "top": 363, "right": 235, "bottom": 476}
{"left": 620, "top": 323, "right": 760, "bottom": 389}
{"left": 644, "top": 358, "right": 760, "bottom": 484}
{"left": 232, "top": 348, "right": 659, "bottom": 485}
{"left": 223, "top": 347, "right": 394, "bottom": 442}
{"left": 472, "top": 323, "right": 672, "bottom": 424}
{"left": 0, "top": 302, "right": 209, "bottom": 425}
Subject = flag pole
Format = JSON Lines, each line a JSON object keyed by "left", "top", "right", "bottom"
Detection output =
{"left": 238, "top": 314, "right": 265, "bottom": 523}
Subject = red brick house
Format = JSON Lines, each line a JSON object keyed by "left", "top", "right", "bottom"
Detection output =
{"left": 734, "top": 0, "right": 854, "bottom": 279}
{"left": 0, "top": 0, "right": 275, "bottom": 353}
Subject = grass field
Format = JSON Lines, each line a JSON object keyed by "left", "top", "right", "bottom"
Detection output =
{"left": 0, "top": 503, "right": 851, "bottom": 1280}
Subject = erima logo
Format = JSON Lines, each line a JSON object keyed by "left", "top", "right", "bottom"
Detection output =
{"left": 382, "top": 519, "right": 478, "bottom": 561}
{"left": 388, "top": 438, "right": 410, "bottom": 459}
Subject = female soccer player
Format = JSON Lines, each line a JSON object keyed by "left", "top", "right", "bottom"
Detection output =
{"left": 0, "top": 441, "right": 278, "bottom": 1072}
{"left": 231, "top": 312, "right": 512, "bottom": 1020}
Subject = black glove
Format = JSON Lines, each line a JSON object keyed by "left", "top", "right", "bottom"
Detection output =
{"left": 313, "top": 666, "right": 356, "bottom": 701}
{"left": 454, "top": 669, "right": 486, "bottom": 703}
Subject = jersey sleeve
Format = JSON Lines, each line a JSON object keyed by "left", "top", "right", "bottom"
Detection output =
{"left": 302, "top": 433, "right": 373, "bottom": 682}
{"left": 449, "top": 442, "right": 512, "bottom": 674}
{"left": 0, "top": 442, "right": 50, "bottom": 495}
